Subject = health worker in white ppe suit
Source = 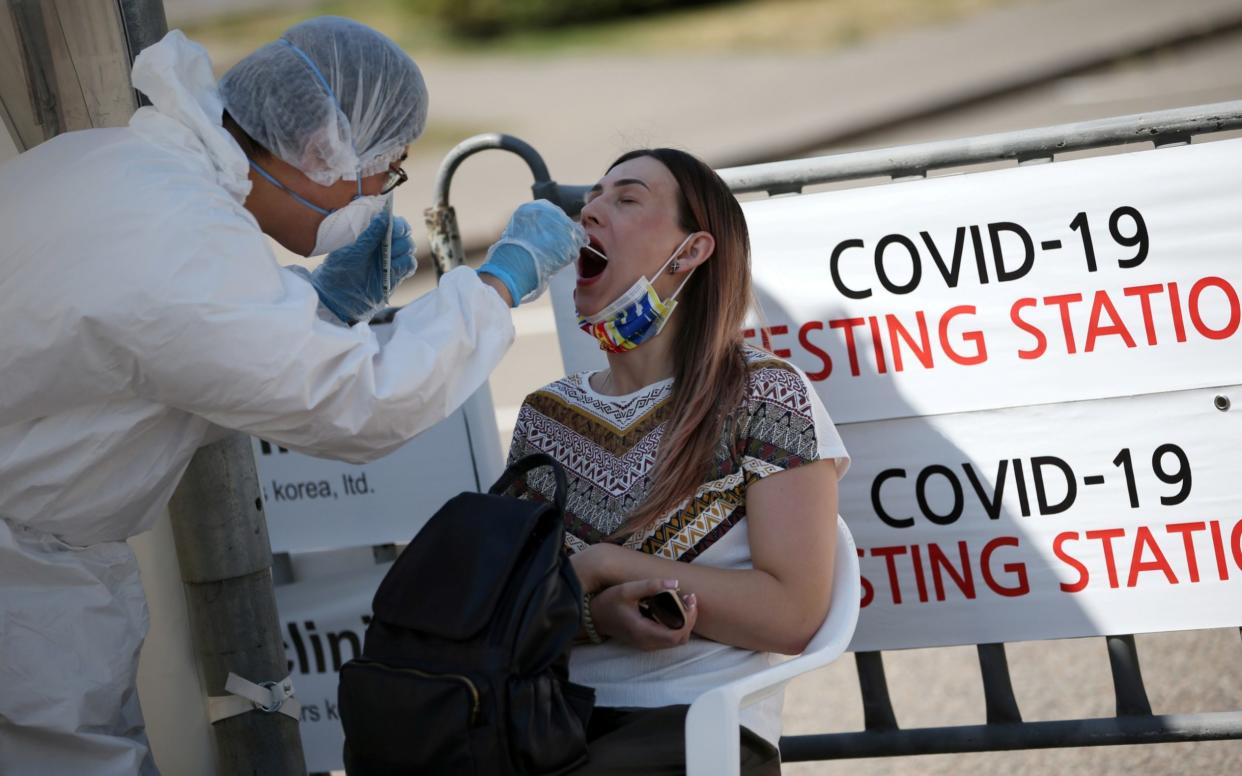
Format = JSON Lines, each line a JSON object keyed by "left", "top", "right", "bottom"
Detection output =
{"left": 0, "top": 17, "right": 584, "bottom": 774}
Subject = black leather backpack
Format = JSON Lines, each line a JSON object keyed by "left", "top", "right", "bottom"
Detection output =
{"left": 338, "top": 454, "right": 594, "bottom": 775}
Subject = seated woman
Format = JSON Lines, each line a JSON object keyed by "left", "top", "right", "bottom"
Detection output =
{"left": 507, "top": 148, "right": 849, "bottom": 775}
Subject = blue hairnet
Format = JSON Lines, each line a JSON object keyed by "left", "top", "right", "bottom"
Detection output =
{"left": 219, "top": 16, "right": 428, "bottom": 186}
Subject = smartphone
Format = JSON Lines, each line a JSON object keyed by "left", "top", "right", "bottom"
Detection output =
{"left": 638, "top": 589, "right": 688, "bottom": 630}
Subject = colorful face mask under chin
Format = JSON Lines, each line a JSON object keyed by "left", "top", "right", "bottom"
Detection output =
{"left": 576, "top": 233, "right": 696, "bottom": 353}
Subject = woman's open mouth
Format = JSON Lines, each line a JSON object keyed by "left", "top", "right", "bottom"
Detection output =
{"left": 577, "top": 237, "right": 608, "bottom": 286}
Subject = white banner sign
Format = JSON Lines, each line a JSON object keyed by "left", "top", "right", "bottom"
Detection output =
{"left": 841, "top": 385, "right": 1242, "bottom": 650}
{"left": 740, "top": 139, "right": 1242, "bottom": 424}
{"left": 550, "top": 138, "right": 1242, "bottom": 649}
{"left": 253, "top": 388, "right": 503, "bottom": 553}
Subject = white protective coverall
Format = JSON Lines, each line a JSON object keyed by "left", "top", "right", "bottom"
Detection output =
{"left": 0, "top": 33, "right": 513, "bottom": 774}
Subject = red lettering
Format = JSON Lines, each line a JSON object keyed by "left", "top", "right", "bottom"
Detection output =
{"left": 981, "top": 536, "right": 1029, "bottom": 597}
{"left": 909, "top": 544, "right": 929, "bottom": 603}
{"left": 1042, "top": 293, "right": 1083, "bottom": 354}
{"left": 940, "top": 305, "right": 987, "bottom": 366}
{"left": 1168, "top": 281, "right": 1187, "bottom": 342}
{"left": 1165, "top": 521, "right": 1206, "bottom": 583}
{"left": 1210, "top": 520, "right": 1230, "bottom": 581}
{"left": 928, "top": 541, "right": 976, "bottom": 600}
{"left": 1189, "top": 276, "right": 1241, "bottom": 341}
{"left": 829, "top": 318, "right": 867, "bottom": 377}
{"left": 1010, "top": 297, "right": 1046, "bottom": 359}
{"left": 870, "top": 545, "right": 908, "bottom": 605}
{"left": 1085, "top": 528, "right": 1126, "bottom": 588}
{"left": 857, "top": 547, "right": 874, "bottom": 608}
{"left": 1232, "top": 518, "right": 1242, "bottom": 572}
{"left": 886, "top": 312, "right": 933, "bottom": 371}
{"left": 798, "top": 321, "right": 832, "bottom": 380}
{"left": 1123, "top": 284, "right": 1163, "bottom": 346}
{"left": 1085, "top": 289, "right": 1137, "bottom": 351}
{"left": 764, "top": 325, "right": 793, "bottom": 358}
{"left": 868, "top": 316, "right": 888, "bottom": 374}
{"left": 1127, "top": 526, "right": 1177, "bottom": 587}
{"left": 1053, "top": 531, "right": 1089, "bottom": 593}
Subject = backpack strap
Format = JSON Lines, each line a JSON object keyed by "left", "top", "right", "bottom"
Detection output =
{"left": 490, "top": 453, "right": 569, "bottom": 513}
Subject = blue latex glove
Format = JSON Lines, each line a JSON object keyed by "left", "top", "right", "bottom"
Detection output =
{"left": 309, "top": 213, "right": 416, "bottom": 324}
{"left": 477, "top": 200, "right": 587, "bottom": 307}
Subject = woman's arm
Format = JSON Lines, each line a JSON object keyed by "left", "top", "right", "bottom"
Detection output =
{"left": 573, "top": 457, "right": 838, "bottom": 655}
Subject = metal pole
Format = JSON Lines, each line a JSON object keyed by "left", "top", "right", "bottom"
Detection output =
{"left": 423, "top": 132, "right": 589, "bottom": 275}
{"left": 167, "top": 435, "right": 305, "bottom": 774}
{"left": 717, "top": 99, "right": 1242, "bottom": 195}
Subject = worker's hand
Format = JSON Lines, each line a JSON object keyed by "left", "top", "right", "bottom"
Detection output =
{"left": 477, "top": 200, "right": 587, "bottom": 307}
{"left": 310, "top": 213, "right": 416, "bottom": 324}
{"left": 590, "top": 579, "right": 698, "bottom": 651}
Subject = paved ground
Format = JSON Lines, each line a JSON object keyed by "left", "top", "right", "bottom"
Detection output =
{"left": 188, "top": 0, "right": 1242, "bottom": 771}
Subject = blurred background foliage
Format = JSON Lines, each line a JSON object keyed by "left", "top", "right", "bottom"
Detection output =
{"left": 184, "top": 0, "right": 1017, "bottom": 60}
{"left": 182, "top": 0, "right": 1017, "bottom": 154}
{"left": 408, "top": 0, "right": 721, "bottom": 38}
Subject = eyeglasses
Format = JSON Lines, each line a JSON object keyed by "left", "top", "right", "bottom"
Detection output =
{"left": 249, "top": 156, "right": 409, "bottom": 212}
{"left": 379, "top": 162, "right": 408, "bottom": 196}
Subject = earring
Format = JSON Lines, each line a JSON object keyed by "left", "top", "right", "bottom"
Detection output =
{"left": 669, "top": 259, "right": 681, "bottom": 274}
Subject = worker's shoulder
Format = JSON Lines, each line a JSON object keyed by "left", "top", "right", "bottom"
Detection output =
{"left": 61, "top": 123, "right": 257, "bottom": 246}
{"left": 45, "top": 120, "right": 244, "bottom": 215}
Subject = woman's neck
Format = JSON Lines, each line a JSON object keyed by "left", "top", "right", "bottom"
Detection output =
{"left": 597, "top": 320, "right": 678, "bottom": 396}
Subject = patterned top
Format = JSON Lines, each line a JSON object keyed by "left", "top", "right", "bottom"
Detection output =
{"left": 508, "top": 345, "right": 848, "bottom": 557}
{"left": 506, "top": 345, "right": 849, "bottom": 744}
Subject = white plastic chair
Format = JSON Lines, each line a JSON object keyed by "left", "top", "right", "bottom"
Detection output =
{"left": 684, "top": 515, "right": 861, "bottom": 775}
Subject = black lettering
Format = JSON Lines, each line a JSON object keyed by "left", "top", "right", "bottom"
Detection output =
{"left": 916, "top": 465, "right": 964, "bottom": 525}
{"left": 964, "top": 460, "right": 1008, "bottom": 520}
{"left": 921, "top": 227, "right": 967, "bottom": 287}
{"left": 989, "top": 221, "right": 1035, "bottom": 282}
{"left": 1011, "top": 458, "right": 1032, "bottom": 517}
{"left": 328, "top": 630, "right": 362, "bottom": 670}
{"left": 287, "top": 622, "right": 309, "bottom": 675}
{"left": 830, "top": 239, "right": 871, "bottom": 299}
{"left": 970, "top": 224, "right": 989, "bottom": 284}
{"left": 1032, "top": 456, "right": 1077, "bottom": 515}
{"left": 871, "top": 469, "right": 913, "bottom": 528}
{"left": 874, "top": 234, "right": 922, "bottom": 295}
{"left": 305, "top": 621, "right": 327, "bottom": 674}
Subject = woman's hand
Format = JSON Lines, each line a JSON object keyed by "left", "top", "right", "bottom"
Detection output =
{"left": 590, "top": 579, "right": 698, "bottom": 651}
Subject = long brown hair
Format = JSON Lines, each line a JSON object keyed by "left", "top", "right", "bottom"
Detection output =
{"left": 611, "top": 148, "right": 753, "bottom": 536}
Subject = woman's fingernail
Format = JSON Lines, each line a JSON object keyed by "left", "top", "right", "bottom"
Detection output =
{"left": 687, "top": 593, "right": 697, "bottom": 607}
{"left": 665, "top": 579, "right": 679, "bottom": 589}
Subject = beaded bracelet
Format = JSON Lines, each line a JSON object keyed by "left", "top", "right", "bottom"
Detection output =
{"left": 582, "top": 591, "right": 605, "bottom": 644}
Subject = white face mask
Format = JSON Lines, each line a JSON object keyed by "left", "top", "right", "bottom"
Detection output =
{"left": 247, "top": 159, "right": 389, "bottom": 256}
{"left": 309, "top": 193, "right": 389, "bottom": 256}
